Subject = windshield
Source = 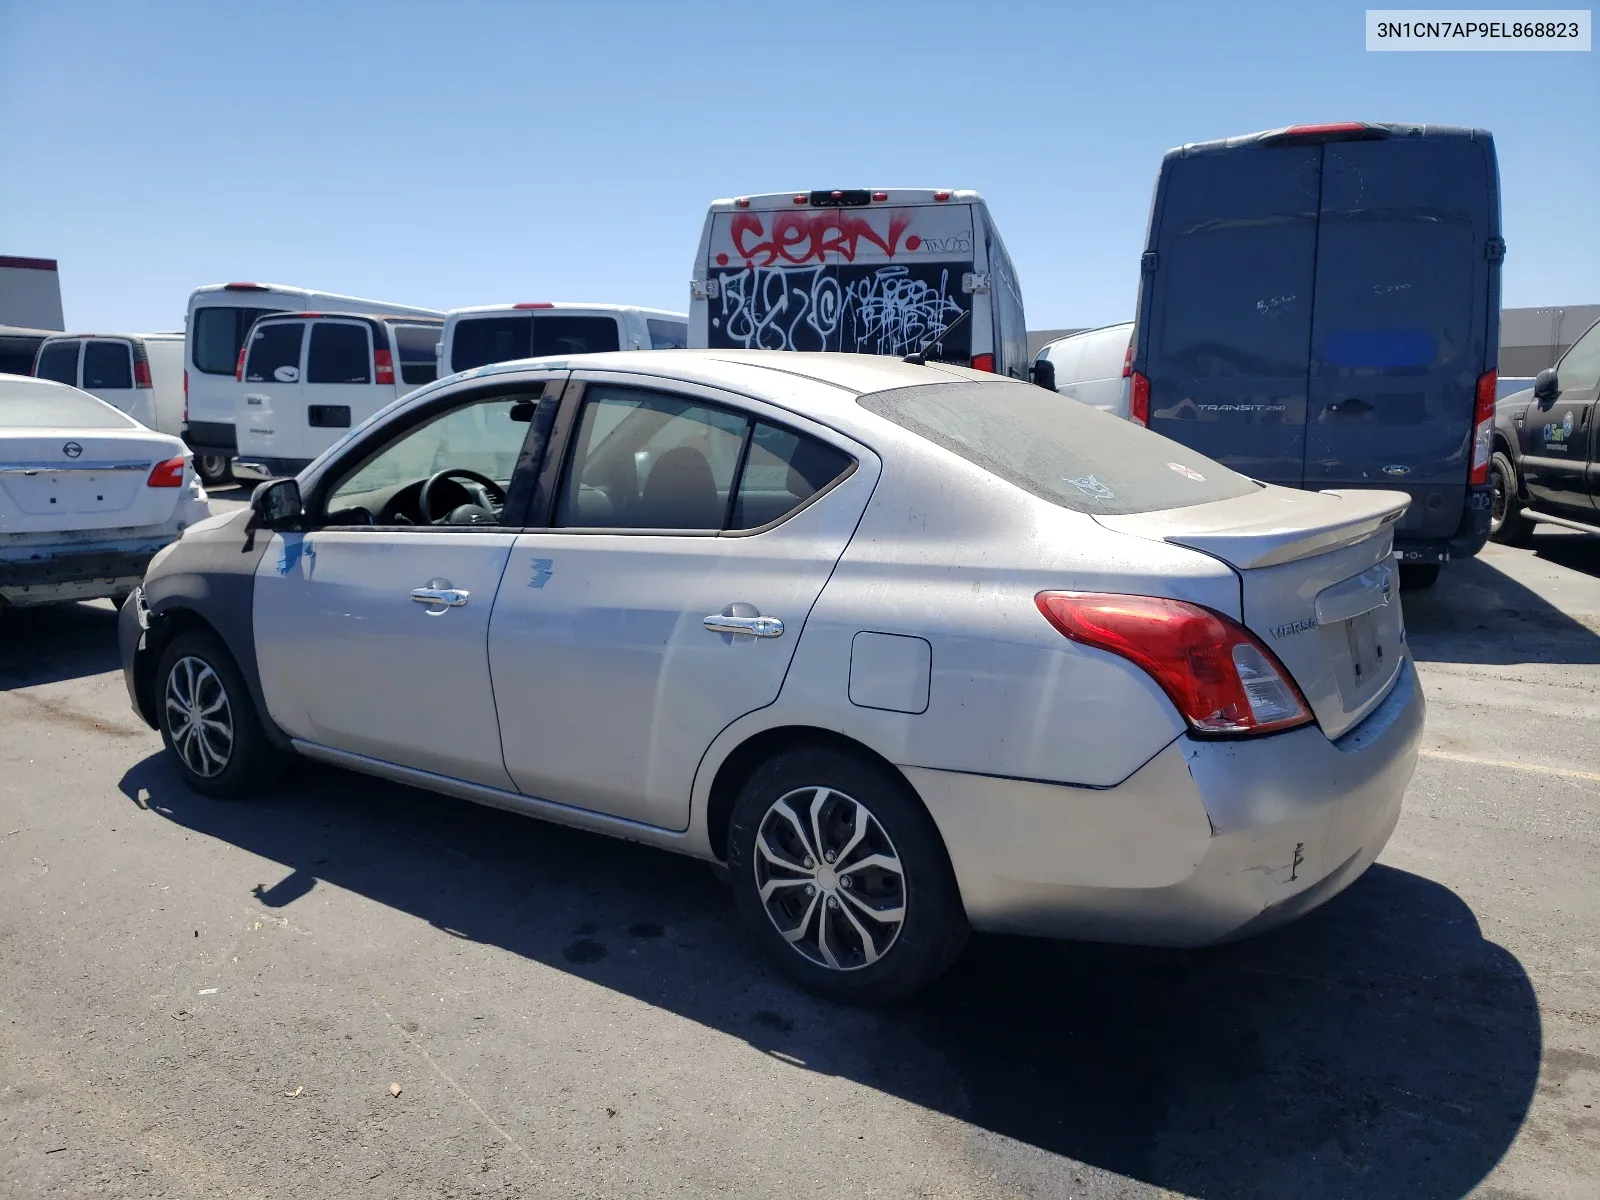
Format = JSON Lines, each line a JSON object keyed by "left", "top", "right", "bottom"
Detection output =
{"left": 858, "top": 380, "right": 1260, "bottom": 516}
{"left": 0, "top": 378, "right": 137, "bottom": 429}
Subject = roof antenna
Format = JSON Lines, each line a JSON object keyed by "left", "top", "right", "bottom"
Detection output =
{"left": 903, "top": 307, "right": 969, "bottom": 365}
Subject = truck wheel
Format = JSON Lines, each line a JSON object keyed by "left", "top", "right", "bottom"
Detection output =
{"left": 195, "top": 455, "right": 233, "bottom": 487}
{"left": 1399, "top": 563, "right": 1440, "bottom": 590}
{"left": 1489, "top": 451, "right": 1535, "bottom": 547}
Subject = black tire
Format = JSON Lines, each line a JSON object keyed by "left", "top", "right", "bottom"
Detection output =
{"left": 1399, "top": 563, "right": 1441, "bottom": 590}
{"left": 194, "top": 455, "right": 233, "bottom": 487}
{"left": 726, "top": 744, "right": 969, "bottom": 1004}
{"left": 1489, "top": 451, "right": 1535, "bottom": 547}
{"left": 155, "top": 629, "right": 278, "bottom": 797}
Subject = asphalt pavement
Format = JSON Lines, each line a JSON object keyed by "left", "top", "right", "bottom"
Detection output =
{"left": 2, "top": 496, "right": 1597, "bottom": 1199}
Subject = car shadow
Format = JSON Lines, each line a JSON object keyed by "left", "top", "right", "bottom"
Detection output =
{"left": 1403, "top": 538, "right": 1600, "bottom": 666}
{"left": 0, "top": 600, "right": 122, "bottom": 688}
{"left": 120, "top": 754, "right": 1540, "bottom": 1199}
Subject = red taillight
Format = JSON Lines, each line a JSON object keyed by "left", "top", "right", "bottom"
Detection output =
{"left": 1284, "top": 122, "right": 1365, "bottom": 137}
{"left": 234, "top": 347, "right": 246, "bottom": 381}
{"left": 183, "top": 369, "right": 188, "bottom": 398}
{"left": 375, "top": 348, "right": 395, "bottom": 385}
{"left": 224, "top": 282, "right": 267, "bottom": 291}
{"left": 1035, "top": 592, "right": 1313, "bottom": 735}
{"left": 1121, "top": 344, "right": 1133, "bottom": 378}
{"left": 933, "top": 190, "right": 951, "bottom": 201}
{"left": 792, "top": 194, "right": 808, "bottom": 205}
{"left": 871, "top": 191, "right": 888, "bottom": 202}
{"left": 1469, "top": 369, "right": 1497, "bottom": 486}
{"left": 971, "top": 353, "right": 995, "bottom": 373}
{"left": 147, "top": 456, "right": 186, "bottom": 488}
{"left": 513, "top": 302, "right": 554, "bottom": 309}
{"left": 134, "top": 359, "right": 151, "bottom": 388}
{"left": 1129, "top": 370, "right": 1151, "bottom": 425}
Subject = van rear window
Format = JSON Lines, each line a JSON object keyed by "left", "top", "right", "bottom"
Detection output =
{"left": 451, "top": 314, "right": 622, "bottom": 373}
{"left": 859, "top": 381, "right": 1259, "bottom": 516}
{"left": 307, "top": 323, "right": 371, "bottom": 385}
{"left": 83, "top": 342, "right": 133, "bottom": 390}
{"left": 193, "top": 306, "right": 280, "bottom": 375}
{"left": 531, "top": 316, "right": 620, "bottom": 357}
{"left": 35, "top": 340, "right": 79, "bottom": 385}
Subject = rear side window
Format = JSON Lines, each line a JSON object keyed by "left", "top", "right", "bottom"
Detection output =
{"left": 83, "top": 341, "right": 133, "bottom": 389}
{"left": 392, "top": 324, "right": 440, "bottom": 385}
{"left": 245, "top": 322, "right": 305, "bottom": 383}
{"left": 306, "top": 322, "right": 371, "bottom": 384}
{"left": 730, "top": 422, "right": 852, "bottom": 529}
{"left": 35, "top": 340, "right": 80, "bottom": 385}
{"left": 451, "top": 316, "right": 530, "bottom": 372}
{"left": 0, "top": 379, "right": 136, "bottom": 428}
{"left": 1156, "top": 150, "right": 1318, "bottom": 377}
{"left": 531, "top": 316, "right": 621, "bottom": 357}
{"left": 648, "top": 319, "right": 688, "bottom": 350}
{"left": 859, "top": 381, "right": 1258, "bottom": 516}
{"left": 193, "top": 306, "right": 279, "bottom": 375}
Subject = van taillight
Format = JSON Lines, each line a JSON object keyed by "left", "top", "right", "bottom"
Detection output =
{"left": 1129, "top": 371, "right": 1151, "bottom": 425}
{"left": 134, "top": 359, "right": 151, "bottom": 388}
{"left": 971, "top": 353, "right": 995, "bottom": 373}
{"left": 1122, "top": 344, "right": 1133, "bottom": 378}
{"left": 375, "top": 348, "right": 395, "bottom": 385}
{"left": 235, "top": 347, "right": 246, "bottom": 381}
{"left": 513, "top": 302, "right": 554, "bottom": 309}
{"left": 1469, "top": 370, "right": 1497, "bottom": 486}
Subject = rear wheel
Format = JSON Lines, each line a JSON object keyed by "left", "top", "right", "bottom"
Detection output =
{"left": 194, "top": 455, "right": 233, "bottom": 487}
{"left": 726, "top": 744, "right": 969, "bottom": 1004}
{"left": 156, "top": 630, "right": 278, "bottom": 797}
{"left": 1399, "top": 563, "right": 1441, "bottom": 590}
{"left": 1489, "top": 451, "right": 1535, "bottom": 547}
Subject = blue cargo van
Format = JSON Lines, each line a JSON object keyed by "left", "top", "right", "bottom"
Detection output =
{"left": 1129, "top": 122, "right": 1503, "bottom": 587}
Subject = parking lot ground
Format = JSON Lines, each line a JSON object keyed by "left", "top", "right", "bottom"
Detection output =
{"left": 2, "top": 529, "right": 1598, "bottom": 1199}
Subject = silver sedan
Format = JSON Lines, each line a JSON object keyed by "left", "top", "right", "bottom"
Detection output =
{"left": 120, "top": 351, "right": 1422, "bottom": 1002}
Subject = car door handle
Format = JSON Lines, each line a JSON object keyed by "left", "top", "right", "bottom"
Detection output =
{"left": 703, "top": 613, "right": 784, "bottom": 638}
{"left": 412, "top": 586, "right": 469, "bottom": 609}
{"left": 1328, "top": 397, "right": 1372, "bottom": 415}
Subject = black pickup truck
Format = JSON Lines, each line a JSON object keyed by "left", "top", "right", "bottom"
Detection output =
{"left": 1491, "top": 317, "right": 1600, "bottom": 544}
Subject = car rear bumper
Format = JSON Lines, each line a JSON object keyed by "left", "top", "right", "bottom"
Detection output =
{"left": 0, "top": 537, "right": 175, "bottom": 607}
{"left": 906, "top": 655, "right": 1424, "bottom": 946}
{"left": 181, "top": 421, "right": 236, "bottom": 458}
{"left": 232, "top": 457, "right": 312, "bottom": 484}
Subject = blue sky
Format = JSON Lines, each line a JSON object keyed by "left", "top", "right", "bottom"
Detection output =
{"left": 2, "top": 0, "right": 1595, "bottom": 332}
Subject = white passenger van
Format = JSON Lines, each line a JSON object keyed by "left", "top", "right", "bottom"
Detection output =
{"left": 32, "top": 332, "right": 186, "bottom": 435}
{"left": 231, "top": 312, "right": 445, "bottom": 483}
{"left": 438, "top": 303, "right": 688, "bottom": 376}
{"left": 184, "top": 283, "right": 440, "bottom": 484}
{"left": 1031, "top": 321, "right": 1135, "bottom": 418}
{"left": 689, "top": 188, "right": 1028, "bottom": 377}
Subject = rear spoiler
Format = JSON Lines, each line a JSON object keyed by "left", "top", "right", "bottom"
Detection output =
{"left": 1095, "top": 488, "right": 1410, "bottom": 571}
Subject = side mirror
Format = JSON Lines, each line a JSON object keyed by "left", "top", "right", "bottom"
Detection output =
{"left": 1534, "top": 367, "right": 1559, "bottom": 401}
{"left": 1030, "top": 359, "right": 1057, "bottom": 391}
{"left": 249, "top": 478, "right": 303, "bottom": 530}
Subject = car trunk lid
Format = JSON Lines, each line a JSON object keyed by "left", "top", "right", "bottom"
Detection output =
{"left": 0, "top": 430, "right": 184, "bottom": 534}
{"left": 1096, "top": 485, "right": 1410, "bottom": 739}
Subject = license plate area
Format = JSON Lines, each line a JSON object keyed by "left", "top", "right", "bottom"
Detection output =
{"left": 1328, "top": 605, "right": 1400, "bottom": 708}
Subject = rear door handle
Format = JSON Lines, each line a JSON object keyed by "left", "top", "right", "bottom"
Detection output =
{"left": 703, "top": 612, "right": 784, "bottom": 638}
{"left": 1329, "top": 398, "right": 1372, "bottom": 415}
{"left": 412, "top": 586, "right": 469, "bottom": 610}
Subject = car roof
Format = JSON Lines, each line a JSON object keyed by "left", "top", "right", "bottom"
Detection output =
{"left": 705, "top": 189, "right": 985, "bottom": 212}
{"left": 42, "top": 331, "right": 182, "bottom": 342}
{"left": 444, "top": 303, "right": 686, "bottom": 319}
{"left": 254, "top": 310, "right": 442, "bottom": 325}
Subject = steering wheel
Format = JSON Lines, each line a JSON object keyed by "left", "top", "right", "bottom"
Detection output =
{"left": 418, "top": 469, "right": 507, "bottom": 524}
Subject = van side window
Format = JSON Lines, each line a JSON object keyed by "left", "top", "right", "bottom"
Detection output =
{"left": 35, "top": 340, "right": 80, "bottom": 385}
{"left": 392, "top": 324, "right": 440, "bottom": 385}
{"left": 307, "top": 323, "right": 372, "bottom": 385}
{"left": 245, "top": 322, "right": 305, "bottom": 383}
{"left": 83, "top": 342, "right": 133, "bottom": 390}
{"left": 730, "top": 422, "right": 852, "bottom": 529}
{"left": 648, "top": 319, "right": 688, "bottom": 350}
{"left": 531, "top": 317, "right": 621, "bottom": 357}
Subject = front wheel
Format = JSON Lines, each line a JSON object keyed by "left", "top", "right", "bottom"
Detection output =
{"left": 155, "top": 630, "right": 279, "bottom": 797}
{"left": 194, "top": 455, "right": 233, "bottom": 487}
{"left": 1489, "top": 451, "right": 1535, "bottom": 547}
{"left": 726, "top": 745, "right": 969, "bottom": 1004}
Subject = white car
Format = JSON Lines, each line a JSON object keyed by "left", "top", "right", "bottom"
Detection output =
{"left": 120, "top": 350, "right": 1421, "bottom": 1002}
{"left": 0, "top": 373, "right": 211, "bottom": 610}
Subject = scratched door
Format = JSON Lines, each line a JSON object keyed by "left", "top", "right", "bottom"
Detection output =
{"left": 1302, "top": 135, "right": 1495, "bottom": 539}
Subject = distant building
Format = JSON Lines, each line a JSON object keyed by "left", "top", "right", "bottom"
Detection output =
{"left": 0, "top": 256, "right": 64, "bottom": 330}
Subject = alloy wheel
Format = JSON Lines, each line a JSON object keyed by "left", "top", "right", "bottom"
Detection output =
{"left": 753, "top": 785, "right": 907, "bottom": 970}
{"left": 165, "top": 655, "right": 234, "bottom": 777}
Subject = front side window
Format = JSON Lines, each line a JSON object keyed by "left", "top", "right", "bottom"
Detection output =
{"left": 193, "top": 306, "right": 279, "bottom": 375}
{"left": 244, "top": 322, "right": 305, "bottom": 383}
{"left": 34, "top": 340, "right": 80, "bottom": 385}
{"left": 306, "top": 322, "right": 371, "bottom": 385}
{"left": 393, "top": 323, "right": 441, "bottom": 385}
{"left": 1557, "top": 321, "right": 1600, "bottom": 393}
{"left": 82, "top": 341, "right": 133, "bottom": 389}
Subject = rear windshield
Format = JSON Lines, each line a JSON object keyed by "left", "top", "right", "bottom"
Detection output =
{"left": 858, "top": 381, "right": 1259, "bottom": 516}
{"left": 35, "top": 340, "right": 79, "bottom": 385}
{"left": 532, "top": 315, "right": 620, "bottom": 356}
{"left": 83, "top": 341, "right": 133, "bottom": 389}
{"left": 450, "top": 314, "right": 622, "bottom": 372}
{"left": 392, "top": 323, "right": 440, "bottom": 385}
{"left": 193, "top": 305, "right": 281, "bottom": 375}
{"left": 0, "top": 379, "right": 136, "bottom": 428}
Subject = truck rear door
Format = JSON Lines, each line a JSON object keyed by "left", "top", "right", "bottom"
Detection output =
{"left": 1302, "top": 135, "right": 1493, "bottom": 539}
{"left": 1143, "top": 149, "right": 1318, "bottom": 487}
